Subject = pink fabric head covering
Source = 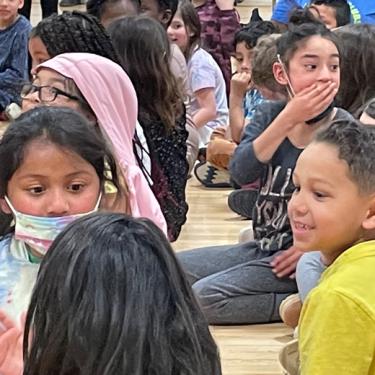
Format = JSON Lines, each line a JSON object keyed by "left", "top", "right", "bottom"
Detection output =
{"left": 38, "top": 53, "right": 167, "bottom": 234}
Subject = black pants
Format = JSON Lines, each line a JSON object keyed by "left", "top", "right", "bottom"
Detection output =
{"left": 19, "top": 0, "right": 58, "bottom": 19}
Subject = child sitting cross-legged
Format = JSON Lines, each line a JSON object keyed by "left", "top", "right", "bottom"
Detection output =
{"left": 280, "top": 119, "right": 375, "bottom": 375}
{"left": 193, "top": 21, "right": 279, "bottom": 189}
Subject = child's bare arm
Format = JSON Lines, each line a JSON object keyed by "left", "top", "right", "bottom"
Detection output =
{"left": 229, "top": 72, "right": 251, "bottom": 143}
{"left": 193, "top": 88, "right": 217, "bottom": 128}
{"left": 215, "top": 0, "right": 234, "bottom": 11}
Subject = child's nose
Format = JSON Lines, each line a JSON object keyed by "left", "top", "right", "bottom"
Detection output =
{"left": 240, "top": 64, "right": 250, "bottom": 73}
{"left": 288, "top": 193, "right": 308, "bottom": 216}
{"left": 21, "top": 91, "right": 40, "bottom": 113}
{"left": 240, "top": 59, "right": 251, "bottom": 73}
{"left": 167, "top": 27, "right": 174, "bottom": 38}
{"left": 46, "top": 191, "right": 70, "bottom": 216}
{"left": 317, "top": 65, "right": 333, "bottom": 81}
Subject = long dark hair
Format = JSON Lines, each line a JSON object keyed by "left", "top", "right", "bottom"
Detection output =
{"left": 176, "top": 0, "right": 201, "bottom": 60}
{"left": 23, "top": 212, "right": 222, "bottom": 375}
{"left": 0, "top": 107, "right": 122, "bottom": 235}
{"left": 108, "top": 16, "right": 184, "bottom": 130}
{"left": 334, "top": 24, "right": 375, "bottom": 117}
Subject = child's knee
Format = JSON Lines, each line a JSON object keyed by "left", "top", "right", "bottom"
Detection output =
{"left": 192, "top": 279, "right": 224, "bottom": 319}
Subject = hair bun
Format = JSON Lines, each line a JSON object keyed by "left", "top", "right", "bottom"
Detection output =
{"left": 288, "top": 8, "right": 325, "bottom": 29}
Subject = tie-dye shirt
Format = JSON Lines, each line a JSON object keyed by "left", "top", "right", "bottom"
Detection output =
{"left": 0, "top": 235, "right": 39, "bottom": 374}
{"left": 0, "top": 235, "right": 39, "bottom": 327}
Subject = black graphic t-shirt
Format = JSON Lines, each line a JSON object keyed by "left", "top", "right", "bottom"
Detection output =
{"left": 230, "top": 100, "right": 353, "bottom": 252}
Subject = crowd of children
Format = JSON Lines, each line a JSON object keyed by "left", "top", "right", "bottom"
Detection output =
{"left": 0, "top": 0, "right": 375, "bottom": 373}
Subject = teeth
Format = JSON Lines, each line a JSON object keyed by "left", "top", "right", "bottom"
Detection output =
{"left": 296, "top": 222, "right": 309, "bottom": 230}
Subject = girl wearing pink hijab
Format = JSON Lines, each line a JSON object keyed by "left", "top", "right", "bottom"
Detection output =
{"left": 22, "top": 52, "right": 167, "bottom": 234}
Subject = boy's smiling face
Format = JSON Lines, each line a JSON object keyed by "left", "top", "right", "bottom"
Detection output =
{"left": 0, "top": 0, "right": 24, "bottom": 29}
{"left": 288, "top": 142, "right": 375, "bottom": 264}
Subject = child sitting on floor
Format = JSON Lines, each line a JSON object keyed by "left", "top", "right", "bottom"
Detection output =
{"left": 280, "top": 119, "right": 375, "bottom": 375}
{"left": 0, "top": 0, "right": 31, "bottom": 120}
{"left": 193, "top": 21, "right": 278, "bottom": 188}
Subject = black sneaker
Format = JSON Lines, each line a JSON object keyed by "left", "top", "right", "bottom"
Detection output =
{"left": 227, "top": 188, "right": 258, "bottom": 219}
{"left": 194, "top": 161, "right": 232, "bottom": 188}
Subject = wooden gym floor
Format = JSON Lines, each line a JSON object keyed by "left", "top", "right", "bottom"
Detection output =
{"left": 25, "top": 1, "right": 292, "bottom": 374}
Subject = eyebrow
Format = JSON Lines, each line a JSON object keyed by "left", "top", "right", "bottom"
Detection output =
{"left": 301, "top": 53, "right": 340, "bottom": 59}
{"left": 33, "top": 75, "right": 66, "bottom": 86}
{"left": 18, "top": 171, "right": 93, "bottom": 179}
{"left": 310, "top": 177, "right": 335, "bottom": 187}
{"left": 295, "top": 175, "right": 336, "bottom": 189}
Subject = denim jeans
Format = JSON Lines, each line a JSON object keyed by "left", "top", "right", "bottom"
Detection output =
{"left": 296, "top": 251, "right": 326, "bottom": 302}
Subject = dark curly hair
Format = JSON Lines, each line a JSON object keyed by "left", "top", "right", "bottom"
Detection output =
{"left": 315, "top": 119, "right": 375, "bottom": 195}
{"left": 30, "top": 11, "right": 119, "bottom": 63}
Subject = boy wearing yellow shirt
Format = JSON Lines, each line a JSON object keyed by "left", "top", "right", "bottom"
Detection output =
{"left": 286, "top": 119, "right": 375, "bottom": 375}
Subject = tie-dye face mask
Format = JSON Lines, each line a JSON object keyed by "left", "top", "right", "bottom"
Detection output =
{"left": 4, "top": 195, "right": 101, "bottom": 256}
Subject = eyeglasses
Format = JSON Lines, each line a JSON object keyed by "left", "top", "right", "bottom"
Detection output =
{"left": 21, "top": 83, "right": 82, "bottom": 103}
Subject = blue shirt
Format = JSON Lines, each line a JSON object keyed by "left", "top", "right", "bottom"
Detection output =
{"left": 243, "top": 89, "right": 264, "bottom": 123}
{"left": 0, "top": 15, "right": 31, "bottom": 111}
{"left": 271, "top": 0, "right": 375, "bottom": 24}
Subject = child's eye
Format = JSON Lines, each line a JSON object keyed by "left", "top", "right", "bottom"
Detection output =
{"left": 293, "top": 185, "right": 300, "bottom": 194}
{"left": 330, "top": 64, "right": 339, "bottom": 72}
{"left": 305, "top": 64, "right": 316, "bottom": 70}
{"left": 28, "top": 186, "right": 44, "bottom": 195}
{"left": 68, "top": 183, "right": 85, "bottom": 192}
{"left": 313, "top": 191, "right": 326, "bottom": 199}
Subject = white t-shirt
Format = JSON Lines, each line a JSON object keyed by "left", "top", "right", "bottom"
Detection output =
{"left": 187, "top": 48, "right": 229, "bottom": 132}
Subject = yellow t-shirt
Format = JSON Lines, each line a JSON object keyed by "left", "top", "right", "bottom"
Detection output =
{"left": 300, "top": 240, "right": 375, "bottom": 375}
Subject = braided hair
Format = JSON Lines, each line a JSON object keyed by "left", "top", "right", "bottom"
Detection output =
{"left": 30, "top": 11, "right": 119, "bottom": 63}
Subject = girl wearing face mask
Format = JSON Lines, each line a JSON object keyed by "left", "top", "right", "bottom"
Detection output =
{"left": 0, "top": 106, "right": 124, "bottom": 374}
{"left": 21, "top": 52, "right": 167, "bottom": 235}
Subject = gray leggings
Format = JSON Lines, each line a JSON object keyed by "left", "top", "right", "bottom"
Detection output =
{"left": 177, "top": 241, "right": 297, "bottom": 324}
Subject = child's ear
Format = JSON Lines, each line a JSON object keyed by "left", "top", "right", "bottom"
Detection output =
{"left": 18, "top": 0, "right": 25, "bottom": 9}
{"left": 362, "top": 196, "right": 375, "bottom": 230}
{"left": 160, "top": 9, "right": 172, "bottom": 26}
{"left": 273, "top": 62, "right": 289, "bottom": 86}
{"left": 0, "top": 198, "right": 11, "bottom": 215}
